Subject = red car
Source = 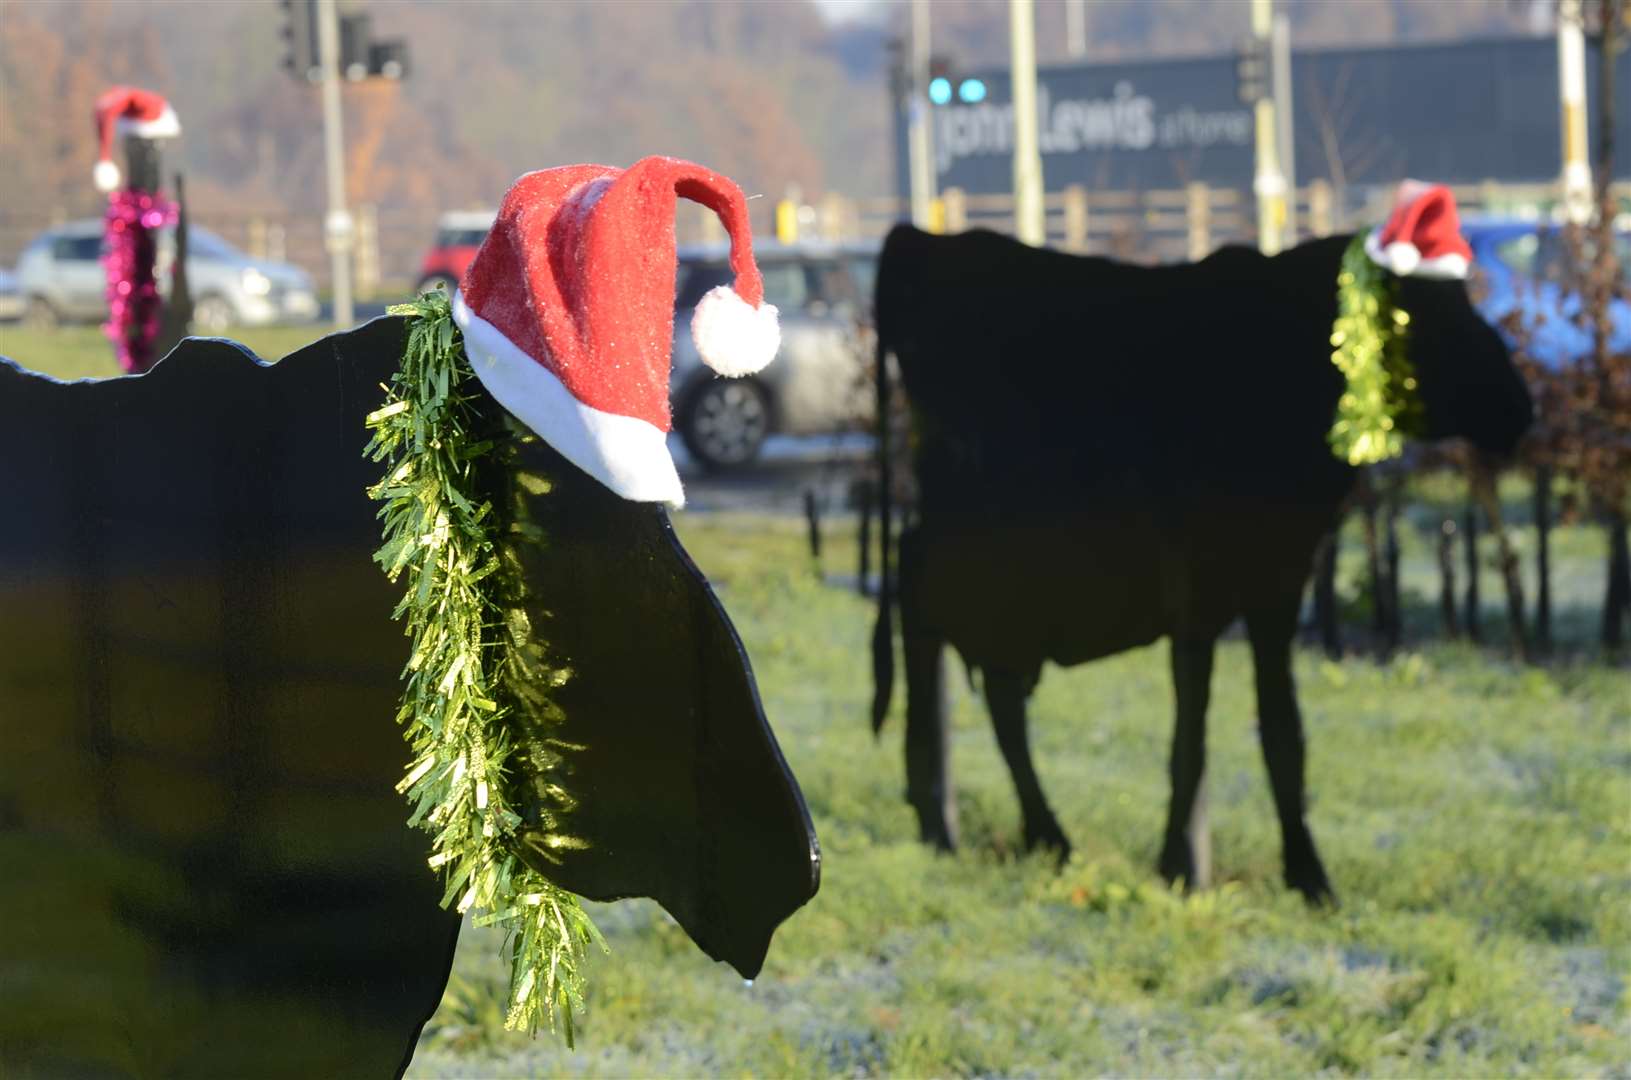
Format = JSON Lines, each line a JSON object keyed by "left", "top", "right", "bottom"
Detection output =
{"left": 414, "top": 210, "right": 494, "bottom": 295}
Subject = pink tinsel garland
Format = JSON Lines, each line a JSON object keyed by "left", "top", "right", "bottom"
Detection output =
{"left": 102, "top": 189, "right": 176, "bottom": 375}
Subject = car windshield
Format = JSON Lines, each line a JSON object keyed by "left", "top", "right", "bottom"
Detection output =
{"left": 1497, "top": 228, "right": 1630, "bottom": 286}
{"left": 183, "top": 227, "right": 244, "bottom": 261}
{"left": 676, "top": 260, "right": 809, "bottom": 311}
{"left": 436, "top": 228, "right": 489, "bottom": 248}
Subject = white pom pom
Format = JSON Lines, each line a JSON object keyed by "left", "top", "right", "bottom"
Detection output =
{"left": 691, "top": 285, "right": 780, "bottom": 377}
{"left": 93, "top": 159, "right": 121, "bottom": 193}
{"left": 1382, "top": 241, "right": 1420, "bottom": 277}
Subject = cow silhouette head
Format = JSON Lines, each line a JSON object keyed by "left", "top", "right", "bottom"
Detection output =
{"left": 1393, "top": 272, "right": 1533, "bottom": 457}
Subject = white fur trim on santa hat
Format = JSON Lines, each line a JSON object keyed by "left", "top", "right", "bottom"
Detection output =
{"left": 691, "top": 285, "right": 780, "bottom": 377}
{"left": 1364, "top": 228, "right": 1470, "bottom": 280}
{"left": 453, "top": 292, "right": 687, "bottom": 508}
{"left": 118, "top": 104, "right": 181, "bottom": 141}
{"left": 93, "top": 160, "right": 122, "bottom": 193}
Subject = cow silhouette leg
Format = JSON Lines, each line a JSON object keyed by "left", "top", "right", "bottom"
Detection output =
{"left": 1158, "top": 634, "right": 1214, "bottom": 891}
{"left": 1246, "top": 600, "right": 1335, "bottom": 905}
{"left": 986, "top": 668, "right": 1069, "bottom": 860}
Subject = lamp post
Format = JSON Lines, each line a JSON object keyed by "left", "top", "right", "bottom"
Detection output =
{"left": 316, "top": 0, "right": 354, "bottom": 327}
{"left": 1558, "top": 0, "right": 1593, "bottom": 223}
{"left": 1010, "top": 0, "right": 1046, "bottom": 246}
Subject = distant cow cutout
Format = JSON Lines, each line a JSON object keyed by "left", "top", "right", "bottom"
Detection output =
{"left": 0, "top": 318, "right": 819, "bottom": 1077}
{"left": 870, "top": 225, "right": 1530, "bottom": 901}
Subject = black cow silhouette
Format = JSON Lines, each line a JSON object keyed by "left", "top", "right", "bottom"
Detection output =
{"left": 870, "top": 225, "right": 1530, "bottom": 902}
{"left": 0, "top": 317, "right": 819, "bottom": 1077}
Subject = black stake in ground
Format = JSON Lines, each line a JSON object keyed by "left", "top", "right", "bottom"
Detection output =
{"left": 857, "top": 478, "right": 873, "bottom": 597}
{"left": 1464, "top": 501, "right": 1483, "bottom": 643}
{"left": 1605, "top": 516, "right": 1631, "bottom": 650}
{"left": 1534, "top": 464, "right": 1553, "bottom": 654}
{"left": 804, "top": 488, "right": 822, "bottom": 562}
{"left": 1438, "top": 518, "right": 1461, "bottom": 639}
{"left": 1383, "top": 483, "right": 1403, "bottom": 650}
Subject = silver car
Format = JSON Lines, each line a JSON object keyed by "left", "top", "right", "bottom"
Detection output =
{"left": 15, "top": 221, "right": 319, "bottom": 331}
{"left": 670, "top": 242, "right": 877, "bottom": 469}
{"left": 0, "top": 268, "right": 24, "bottom": 322}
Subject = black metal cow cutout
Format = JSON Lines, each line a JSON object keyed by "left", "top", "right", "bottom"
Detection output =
{"left": 870, "top": 225, "right": 1531, "bottom": 902}
{"left": 0, "top": 317, "right": 819, "bottom": 1077}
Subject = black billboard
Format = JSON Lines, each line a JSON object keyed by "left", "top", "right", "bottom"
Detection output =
{"left": 901, "top": 36, "right": 1631, "bottom": 198}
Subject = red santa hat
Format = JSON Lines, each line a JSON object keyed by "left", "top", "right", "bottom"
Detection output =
{"left": 452, "top": 156, "right": 780, "bottom": 507}
{"left": 1363, "top": 180, "right": 1472, "bottom": 280}
{"left": 93, "top": 86, "right": 181, "bottom": 193}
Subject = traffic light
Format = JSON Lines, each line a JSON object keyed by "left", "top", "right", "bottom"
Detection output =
{"left": 368, "top": 39, "right": 408, "bottom": 80}
{"left": 927, "top": 55, "right": 953, "bottom": 105}
{"left": 279, "top": 0, "right": 320, "bottom": 83}
{"left": 1236, "top": 36, "right": 1270, "bottom": 104}
{"left": 281, "top": 1, "right": 409, "bottom": 84}
{"left": 926, "top": 56, "right": 985, "bottom": 105}
{"left": 339, "top": 12, "right": 372, "bottom": 80}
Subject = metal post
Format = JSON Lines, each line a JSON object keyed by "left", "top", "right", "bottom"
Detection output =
{"left": 907, "top": 0, "right": 937, "bottom": 228}
{"left": 1271, "top": 12, "right": 1296, "bottom": 240}
{"left": 1065, "top": 0, "right": 1087, "bottom": 60}
{"left": 1558, "top": 0, "right": 1593, "bottom": 223}
{"left": 1251, "top": 0, "right": 1286, "bottom": 255}
{"left": 316, "top": 0, "right": 354, "bottom": 327}
{"left": 1010, "top": 0, "right": 1046, "bottom": 247}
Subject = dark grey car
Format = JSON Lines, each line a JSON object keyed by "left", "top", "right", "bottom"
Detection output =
{"left": 670, "top": 242, "right": 877, "bottom": 469}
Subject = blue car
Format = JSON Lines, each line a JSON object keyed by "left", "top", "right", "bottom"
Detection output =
{"left": 1464, "top": 218, "right": 1631, "bottom": 370}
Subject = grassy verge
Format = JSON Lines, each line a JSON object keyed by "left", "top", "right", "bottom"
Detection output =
{"left": 0, "top": 324, "right": 329, "bottom": 380}
{"left": 11, "top": 325, "right": 1624, "bottom": 1074}
{"left": 407, "top": 514, "right": 1629, "bottom": 1078}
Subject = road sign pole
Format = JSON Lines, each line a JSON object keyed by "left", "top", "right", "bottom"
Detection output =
{"left": 1251, "top": 0, "right": 1286, "bottom": 255}
{"left": 1272, "top": 12, "right": 1296, "bottom": 240}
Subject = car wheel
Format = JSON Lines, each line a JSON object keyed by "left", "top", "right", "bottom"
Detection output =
{"left": 415, "top": 274, "right": 460, "bottom": 298}
{"left": 679, "top": 378, "right": 770, "bottom": 470}
{"left": 193, "top": 295, "right": 234, "bottom": 332}
{"left": 22, "top": 297, "right": 58, "bottom": 330}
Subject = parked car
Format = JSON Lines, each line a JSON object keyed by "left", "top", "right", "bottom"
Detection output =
{"left": 0, "top": 268, "right": 24, "bottom": 322}
{"left": 409, "top": 221, "right": 878, "bottom": 469}
{"left": 15, "top": 221, "right": 319, "bottom": 331}
{"left": 415, "top": 210, "right": 494, "bottom": 296}
{"left": 670, "top": 241, "right": 877, "bottom": 469}
{"left": 1466, "top": 218, "right": 1631, "bottom": 369}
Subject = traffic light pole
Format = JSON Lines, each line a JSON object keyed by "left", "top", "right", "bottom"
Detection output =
{"left": 316, "top": 0, "right": 354, "bottom": 327}
{"left": 1250, "top": 0, "right": 1287, "bottom": 255}
{"left": 906, "top": 0, "right": 937, "bottom": 229}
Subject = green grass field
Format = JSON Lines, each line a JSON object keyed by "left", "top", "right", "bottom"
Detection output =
{"left": 8, "top": 327, "right": 1626, "bottom": 1076}
{"left": 406, "top": 515, "right": 1628, "bottom": 1078}
{"left": 0, "top": 324, "right": 323, "bottom": 380}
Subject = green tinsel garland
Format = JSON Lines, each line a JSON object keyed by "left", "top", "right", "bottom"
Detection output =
{"left": 365, "top": 289, "right": 603, "bottom": 1042}
{"left": 1328, "top": 233, "right": 1423, "bottom": 466}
